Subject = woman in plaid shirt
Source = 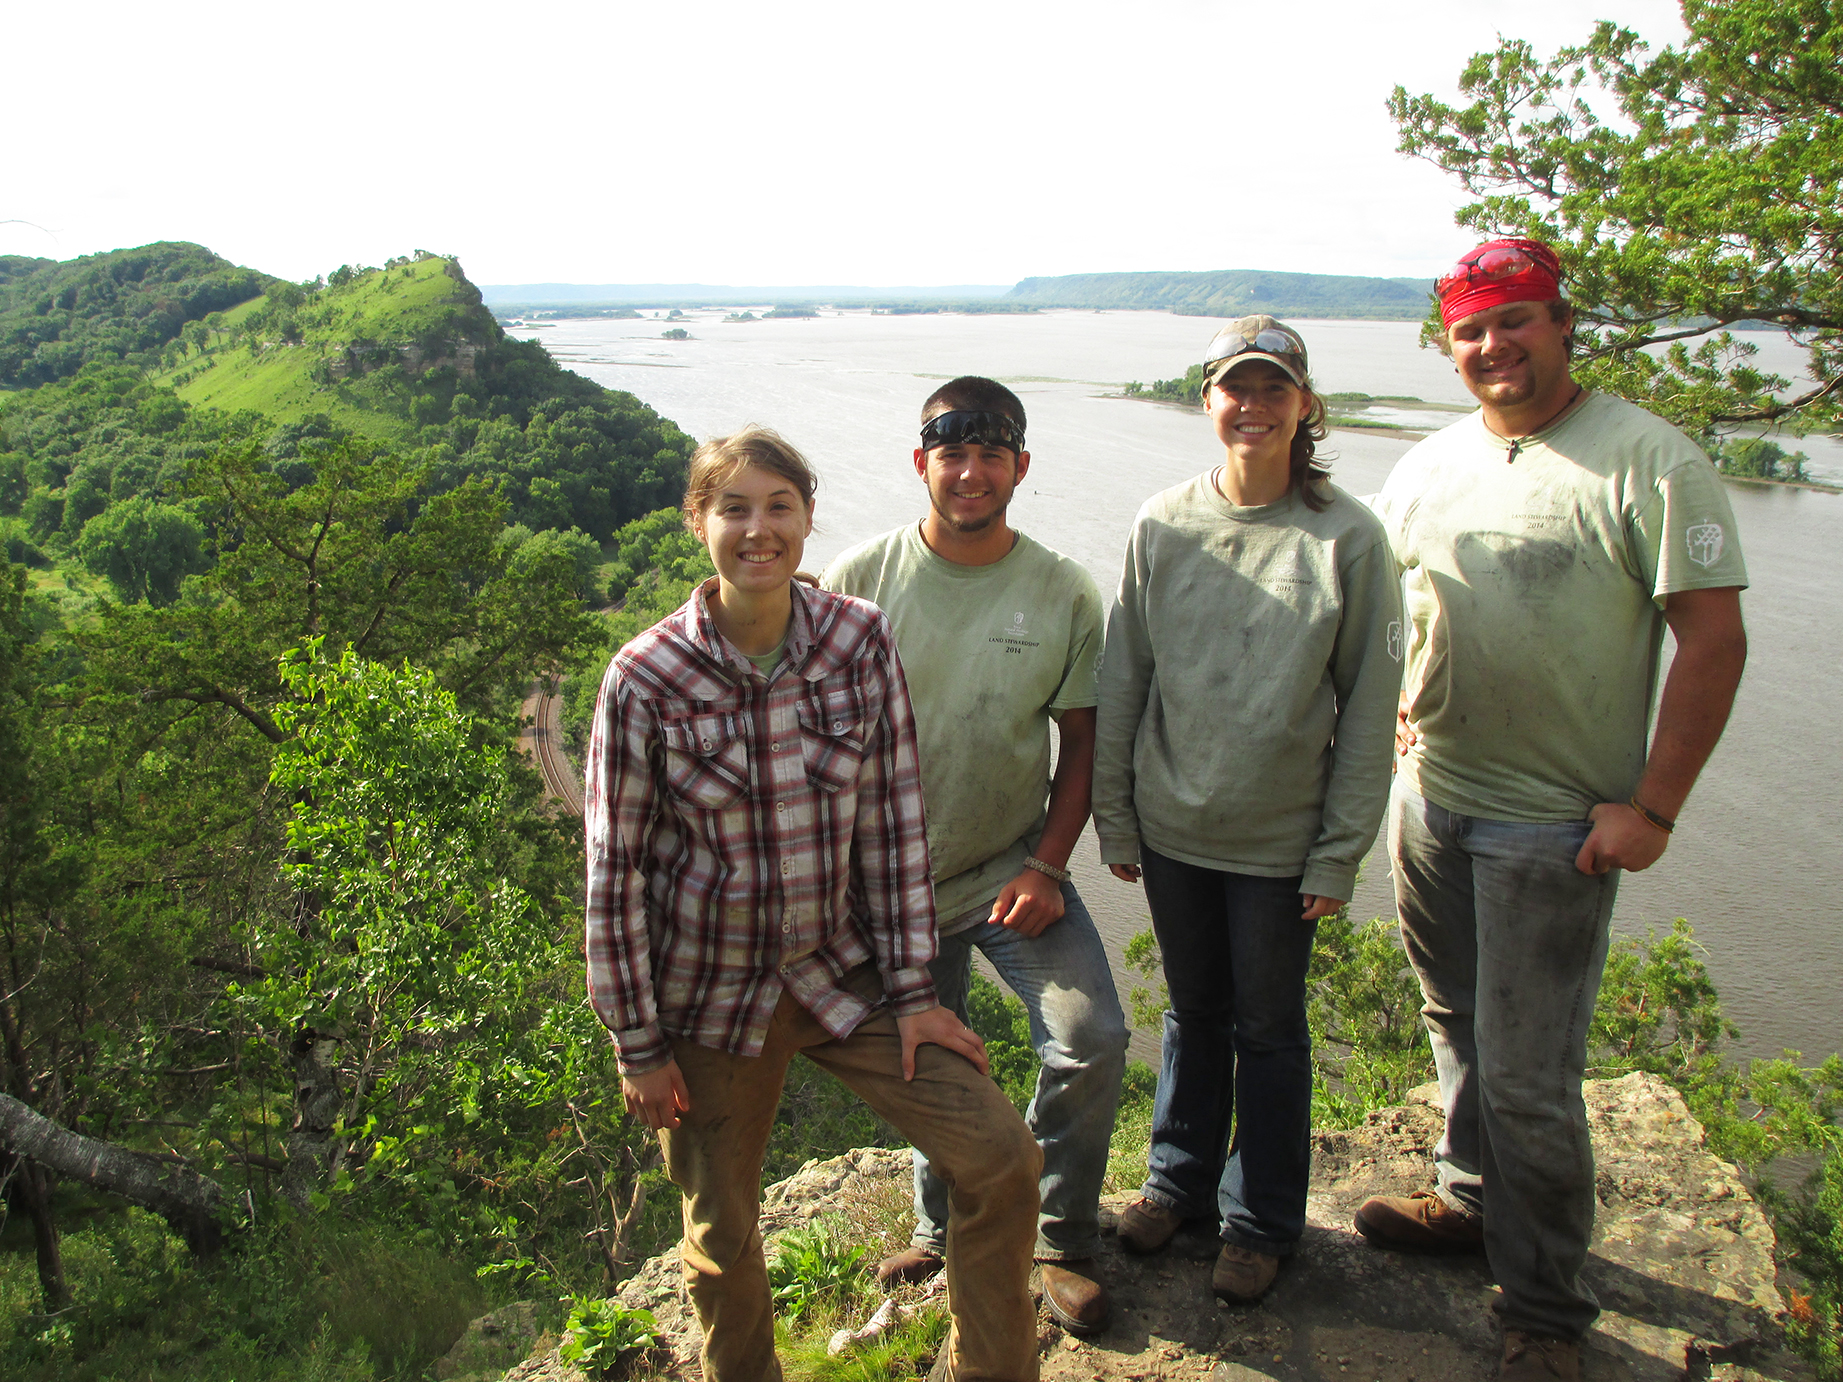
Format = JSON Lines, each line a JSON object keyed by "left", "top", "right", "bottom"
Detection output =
{"left": 585, "top": 428, "right": 1042, "bottom": 1382}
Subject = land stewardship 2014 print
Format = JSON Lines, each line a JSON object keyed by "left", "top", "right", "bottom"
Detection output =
{"left": 2, "top": 3, "right": 1843, "bottom": 1381}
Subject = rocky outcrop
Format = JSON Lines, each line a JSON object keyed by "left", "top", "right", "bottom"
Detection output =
{"left": 455, "top": 1075, "right": 1813, "bottom": 1382}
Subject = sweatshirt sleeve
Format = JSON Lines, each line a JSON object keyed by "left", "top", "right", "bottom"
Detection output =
{"left": 1092, "top": 512, "right": 1156, "bottom": 866}
{"left": 1302, "top": 527, "right": 1405, "bottom": 901}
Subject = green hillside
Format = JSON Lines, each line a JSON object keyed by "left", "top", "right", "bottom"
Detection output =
{"left": 3, "top": 249, "right": 695, "bottom": 617}
{"left": 1007, "top": 268, "right": 1431, "bottom": 320}
{"left": 0, "top": 242, "right": 276, "bottom": 388}
{"left": 147, "top": 255, "right": 497, "bottom": 440}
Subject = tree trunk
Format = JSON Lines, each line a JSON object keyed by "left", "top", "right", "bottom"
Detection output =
{"left": 0, "top": 1095, "right": 229, "bottom": 1255}
{"left": 281, "top": 1026, "right": 342, "bottom": 1211}
{"left": 3, "top": 1153, "right": 69, "bottom": 1311}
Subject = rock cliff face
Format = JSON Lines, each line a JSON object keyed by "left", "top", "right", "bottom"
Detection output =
{"left": 466, "top": 1073, "right": 1812, "bottom": 1382}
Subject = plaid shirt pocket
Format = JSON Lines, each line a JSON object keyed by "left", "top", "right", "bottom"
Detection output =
{"left": 658, "top": 712, "right": 751, "bottom": 809}
{"left": 796, "top": 691, "right": 867, "bottom": 794}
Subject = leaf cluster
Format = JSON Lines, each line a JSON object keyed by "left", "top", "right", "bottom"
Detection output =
{"left": 0, "top": 242, "right": 274, "bottom": 389}
{"left": 1389, "top": 0, "right": 1843, "bottom": 434}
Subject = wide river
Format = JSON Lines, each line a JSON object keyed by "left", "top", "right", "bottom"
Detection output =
{"left": 513, "top": 309, "right": 1842, "bottom": 1065}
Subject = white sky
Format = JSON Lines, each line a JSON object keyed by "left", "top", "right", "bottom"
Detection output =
{"left": 5, "top": 0, "right": 1688, "bottom": 288}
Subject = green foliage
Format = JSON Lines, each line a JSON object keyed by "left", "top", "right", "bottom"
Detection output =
{"left": 964, "top": 973, "right": 1039, "bottom": 1112}
{"left": 0, "top": 241, "right": 273, "bottom": 388}
{"left": 1140, "top": 364, "right": 1206, "bottom": 405}
{"left": 558, "top": 1297, "right": 661, "bottom": 1376}
{"left": 501, "top": 523, "right": 605, "bottom": 603}
{"left": 1006, "top": 269, "right": 1429, "bottom": 320}
{"left": 1389, "top": 0, "right": 1843, "bottom": 435}
{"left": 661, "top": 328, "right": 691, "bottom": 340}
{"left": 1306, "top": 913, "right": 1436, "bottom": 1127}
{"left": 76, "top": 496, "right": 206, "bottom": 604}
{"left": 767, "top": 1219, "right": 871, "bottom": 1323}
{"left": 1708, "top": 436, "right": 1812, "bottom": 483}
{"left": 0, "top": 1208, "right": 491, "bottom": 1381}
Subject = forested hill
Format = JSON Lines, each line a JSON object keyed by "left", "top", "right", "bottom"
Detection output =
{"left": 2, "top": 247, "right": 694, "bottom": 605}
{"left": 1006, "top": 268, "right": 1431, "bottom": 319}
{"left": 0, "top": 241, "right": 278, "bottom": 387}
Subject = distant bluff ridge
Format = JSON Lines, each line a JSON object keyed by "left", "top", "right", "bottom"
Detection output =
{"left": 1005, "top": 268, "right": 1433, "bottom": 320}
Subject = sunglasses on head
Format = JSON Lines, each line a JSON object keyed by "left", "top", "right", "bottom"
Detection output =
{"left": 1204, "top": 329, "right": 1307, "bottom": 377}
{"left": 920, "top": 410, "right": 1026, "bottom": 454}
{"left": 1436, "top": 242, "right": 1560, "bottom": 297}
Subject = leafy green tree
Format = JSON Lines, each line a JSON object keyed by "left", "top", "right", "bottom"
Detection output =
{"left": 1389, "top": 0, "right": 1843, "bottom": 435}
{"left": 77, "top": 497, "right": 206, "bottom": 605}
{"left": 504, "top": 525, "right": 603, "bottom": 604}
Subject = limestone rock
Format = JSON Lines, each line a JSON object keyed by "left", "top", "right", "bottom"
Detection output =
{"left": 466, "top": 1074, "right": 1814, "bottom": 1382}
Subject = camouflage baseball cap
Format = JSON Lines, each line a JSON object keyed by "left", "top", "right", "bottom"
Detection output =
{"left": 1202, "top": 315, "right": 1309, "bottom": 390}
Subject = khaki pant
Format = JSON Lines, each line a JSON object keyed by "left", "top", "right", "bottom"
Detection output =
{"left": 661, "top": 982, "right": 1044, "bottom": 1382}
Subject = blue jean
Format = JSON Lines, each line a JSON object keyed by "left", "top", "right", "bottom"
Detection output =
{"left": 911, "top": 881, "right": 1129, "bottom": 1261}
{"left": 1391, "top": 781, "right": 1618, "bottom": 1342}
{"left": 1137, "top": 849, "right": 1317, "bottom": 1257}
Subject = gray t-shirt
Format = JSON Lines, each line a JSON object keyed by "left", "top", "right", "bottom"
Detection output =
{"left": 1092, "top": 474, "right": 1403, "bottom": 902}
{"left": 823, "top": 525, "right": 1104, "bottom": 924}
{"left": 1373, "top": 391, "right": 1749, "bottom": 821}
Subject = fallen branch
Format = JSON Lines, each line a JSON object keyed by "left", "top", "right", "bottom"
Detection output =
{"left": 0, "top": 1094, "right": 232, "bottom": 1254}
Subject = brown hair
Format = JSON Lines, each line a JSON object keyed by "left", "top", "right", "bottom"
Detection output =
{"left": 921, "top": 376, "right": 1026, "bottom": 429}
{"left": 681, "top": 426, "right": 818, "bottom": 531}
{"left": 1289, "top": 386, "right": 1333, "bottom": 512}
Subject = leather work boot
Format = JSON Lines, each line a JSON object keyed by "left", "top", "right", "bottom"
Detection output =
{"left": 875, "top": 1245, "right": 944, "bottom": 1287}
{"left": 1352, "top": 1190, "right": 1484, "bottom": 1253}
{"left": 1211, "top": 1243, "right": 1280, "bottom": 1303}
{"left": 1115, "top": 1196, "right": 1184, "bottom": 1255}
{"left": 1499, "top": 1330, "right": 1581, "bottom": 1380}
{"left": 1039, "top": 1258, "right": 1110, "bottom": 1335}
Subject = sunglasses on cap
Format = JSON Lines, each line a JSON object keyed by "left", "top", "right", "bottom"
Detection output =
{"left": 1436, "top": 241, "right": 1561, "bottom": 298}
{"left": 919, "top": 410, "right": 1026, "bottom": 454}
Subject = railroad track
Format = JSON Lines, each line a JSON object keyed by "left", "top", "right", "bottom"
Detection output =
{"left": 521, "top": 678, "right": 585, "bottom": 817}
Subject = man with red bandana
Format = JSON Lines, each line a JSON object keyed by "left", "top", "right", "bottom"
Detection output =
{"left": 1359, "top": 240, "right": 1749, "bottom": 1381}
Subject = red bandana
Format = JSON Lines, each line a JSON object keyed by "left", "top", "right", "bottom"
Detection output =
{"left": 1436, "top": 239, "right": 1563, "bottom": 327}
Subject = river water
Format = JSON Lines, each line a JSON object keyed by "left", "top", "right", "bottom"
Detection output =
{"left": 514, "top": 309, "right": 1843, "bottom": 1065}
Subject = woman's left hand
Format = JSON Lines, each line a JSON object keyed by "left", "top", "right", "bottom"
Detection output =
{"left": 1300, "top": 894, "right": 1344, "bottom": 921}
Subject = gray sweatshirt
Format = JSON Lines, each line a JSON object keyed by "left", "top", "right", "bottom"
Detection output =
{"left": 1092, "top": 473, "right": 1403, "bottom": 901}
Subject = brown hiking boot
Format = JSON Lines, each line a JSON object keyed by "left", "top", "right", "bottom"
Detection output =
{"left": 1211, "top": 1243, "right": 1280, "bottom": 1303}
{"left": 1500, "top": 1330, "right": 1581, "bottom": 1380}
{"left": 1353, "top": 1190, "right": 1484, "bottom": 1253}
{"left": 1115, "top": 1196, "right": 1184, "bottom": 1255}
{"left": 1039, "top": 1258, "right": 1110, "bottom": 1335}
{"left": 875, "top": 1245, "right": 944, "bottom": 1287}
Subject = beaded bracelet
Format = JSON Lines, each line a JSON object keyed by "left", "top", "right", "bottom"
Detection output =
{"left": 1629, "top": 796, "right": 1676, "bottom": 834}
{"left": 1023, "top": 856, "right": 1072, "bottom": 883}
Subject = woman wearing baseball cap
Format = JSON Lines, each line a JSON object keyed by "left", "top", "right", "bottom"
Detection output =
{"left": 1091, "top": 317, "right": 1404, "bottom": 1302}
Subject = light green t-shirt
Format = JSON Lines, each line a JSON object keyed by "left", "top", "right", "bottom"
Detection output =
{"left": 743, "top": 636, "right": 786, "bottom": 676}
{"left": 1373, "top": 391, "right": 1749, "bottom": 822}
{"left": 1091, "top": 474, "right": 1404, "bottom": 902}
{"left": 822, "top": 525, "right": 1104, "bottom": 925}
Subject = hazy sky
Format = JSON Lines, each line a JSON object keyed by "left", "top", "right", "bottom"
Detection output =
{"left": 7, "top": 0, "right": 1688, "bottom": 287}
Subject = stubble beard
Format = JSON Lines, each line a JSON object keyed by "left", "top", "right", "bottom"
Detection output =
{"left": 930, "top": 491, "right": 1009, "bottom": 534}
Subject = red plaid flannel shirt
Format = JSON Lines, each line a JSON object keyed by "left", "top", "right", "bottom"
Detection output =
{"left": 584, "top": 580, "right": 941, "bottom": 1074}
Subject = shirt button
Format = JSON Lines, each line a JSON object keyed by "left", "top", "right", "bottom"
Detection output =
{"left": 701, "top": 738, "right": 713, "bottom": 749}
{"left": 781, "top": 860, "right": 792, "bottom": 875}
{"left": 832, "top": 720, "right": 845, "bottom": 731}
{"left": 780, "top": 964, "right": 789, "bottom": 974}
{"left": 782, "top": 923, "right": 791, "bottom": 933}
{"left": 770, "top": 742, "right": 781, "bottom": 752}
{"left": 776, "top": 801, "right": 787, "bottom": 812}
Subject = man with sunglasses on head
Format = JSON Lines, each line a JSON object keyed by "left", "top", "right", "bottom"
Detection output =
{"left": 1361, "top": 239, "right": 1749, "bottom": 1382}
{"left": 823, "top": 377, "right": 1129, "bottom": 1338}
